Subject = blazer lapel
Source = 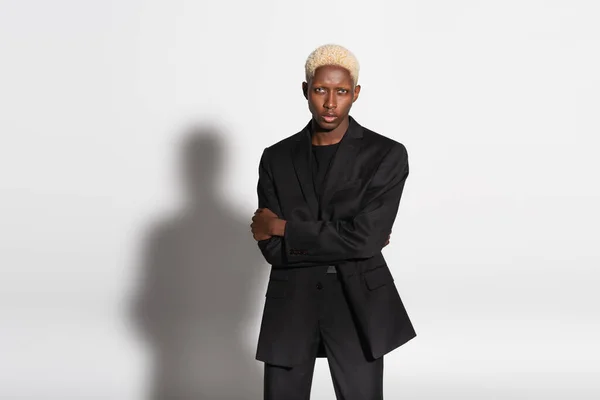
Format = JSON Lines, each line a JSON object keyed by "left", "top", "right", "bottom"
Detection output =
{"left": 291, "top": 116, "right": 364, "bottom": 221}
{"left": 291, "top": 121, "right": 319, "bottom": 220}
{"left": 319, "top": 116, "right": 363, "bottom": 216}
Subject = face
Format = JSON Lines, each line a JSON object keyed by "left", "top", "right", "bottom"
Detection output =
{"left": 302, "top": 65, "right": 361, "bottom": 131}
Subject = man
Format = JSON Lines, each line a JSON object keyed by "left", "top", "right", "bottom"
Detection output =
{"left": 251, "top": 44, "right": 416, "bottom": 400}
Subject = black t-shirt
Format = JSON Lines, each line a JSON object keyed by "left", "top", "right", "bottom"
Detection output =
{"left": 311, "top": 142, "right": 341, "bottom": 206}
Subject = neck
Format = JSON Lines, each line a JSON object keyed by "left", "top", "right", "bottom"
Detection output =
{"left": 311, "top": 116, "right": 349, "bottom": 145}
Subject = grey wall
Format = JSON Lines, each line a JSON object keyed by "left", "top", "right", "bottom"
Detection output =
{"left": 1, "top": 0, "right": 599, "bottom": 398}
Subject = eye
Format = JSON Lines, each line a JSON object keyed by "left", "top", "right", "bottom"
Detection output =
{"left": 314, "top": 87, "right": 325, "bottom": 93}
{"left": 338, "top": 89, "right": 348, "bottom": 94}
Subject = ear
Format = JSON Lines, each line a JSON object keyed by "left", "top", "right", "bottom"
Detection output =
{"left": 352, "top": 84, "right": 361, "bottom": 102}
{"left": 302, "top": 81, "right": 308, "bottom": 100}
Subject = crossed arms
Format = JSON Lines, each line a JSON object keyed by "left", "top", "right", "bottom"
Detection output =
{"left": 253, "top": 143, "right": 409, "bottom": 267}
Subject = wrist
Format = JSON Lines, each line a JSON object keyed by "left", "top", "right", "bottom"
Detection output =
{"left": 270, "top": 218, "right": 286, "bottom": 236}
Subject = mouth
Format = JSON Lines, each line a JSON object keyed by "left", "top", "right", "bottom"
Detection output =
{"left": 321, "top": 114, "right": 338, "bottom": 123}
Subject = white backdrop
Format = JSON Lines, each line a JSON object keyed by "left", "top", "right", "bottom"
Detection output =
{"left": 1, "top": 0, "right": 599, "bottom": 399}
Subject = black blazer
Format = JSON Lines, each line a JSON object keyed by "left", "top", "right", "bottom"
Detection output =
{"left": 255, "top": 115, "right": 416, "bottom": 367}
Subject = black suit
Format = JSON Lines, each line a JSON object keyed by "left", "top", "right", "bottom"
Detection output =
{"left": 255, "top": 116, "right": 416, "bottom": 398}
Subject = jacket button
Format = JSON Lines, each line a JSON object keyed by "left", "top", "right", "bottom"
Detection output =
{"left": 316, "top": 282, "right": 323, "bottom": 290}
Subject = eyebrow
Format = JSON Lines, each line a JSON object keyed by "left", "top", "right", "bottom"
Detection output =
{"left": 313, "top": 85, "right": 351, "bottom": 89}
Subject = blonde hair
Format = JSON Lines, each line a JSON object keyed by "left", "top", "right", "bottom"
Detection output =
{"left": 304, "top": 44, "right": 360, "bottom": 85}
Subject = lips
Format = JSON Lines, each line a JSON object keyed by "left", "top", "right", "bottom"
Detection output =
{"left": 322, "top": 114, "right": 338, "bottom": 122}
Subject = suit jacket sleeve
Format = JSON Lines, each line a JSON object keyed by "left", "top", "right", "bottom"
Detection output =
{"left": 256, "top": 148, "right": 326, "bottom": 267}
{"left": 283, "top": 142, "right": 409, "bottom": 263}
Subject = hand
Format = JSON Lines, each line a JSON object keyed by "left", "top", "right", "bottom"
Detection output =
{"left": 251, "top": 208, "right": 278, "bottom": 241}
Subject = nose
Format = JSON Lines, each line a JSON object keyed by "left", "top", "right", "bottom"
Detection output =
{"left": 324, "top": 93, "right": 336, "bottom": 109}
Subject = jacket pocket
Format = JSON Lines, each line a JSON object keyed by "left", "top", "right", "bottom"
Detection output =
{"left": 265, "top": 279, "right": 288, "bottom": 298}
{"left": 363, "top": 265, "right": 394, "bottom": 290}
{"left": 269, "top": 269, "right": 289, "bottom": 281}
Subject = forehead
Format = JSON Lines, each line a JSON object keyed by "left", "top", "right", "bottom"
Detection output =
{"left": 311, "top": 65, "right": 353, "bottom": 85}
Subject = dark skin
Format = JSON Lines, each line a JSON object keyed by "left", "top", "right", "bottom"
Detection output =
{"left": 251, "top": 65, "right": 391, "bottom": 247}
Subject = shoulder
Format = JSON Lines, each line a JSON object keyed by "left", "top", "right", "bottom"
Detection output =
{"left": 265, "top": 133, "right": 301, "bottom": 153}
{"left": 361, "top": 125, "right": 408, "bottom": 160}
{"left": 262, "top": 125, "right": 307, "bottom": 159}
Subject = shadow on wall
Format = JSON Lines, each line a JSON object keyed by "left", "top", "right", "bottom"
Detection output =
{"left": 130, "top": 123, "right": 266, "bottom": 399}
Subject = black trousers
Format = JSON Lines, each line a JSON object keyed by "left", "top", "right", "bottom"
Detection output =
{"left": 263, "top": 272, "right": 384, "bottom": 400}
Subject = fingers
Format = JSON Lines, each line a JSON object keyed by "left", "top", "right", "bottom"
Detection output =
{"left": 251, "top": 219, "right": 271, "bottom": 241}
{"left": 250, "top": 209, "right": 275, "bottom": 241}
{"left": 252, "top": 232, "right": 272, "bottom": 241}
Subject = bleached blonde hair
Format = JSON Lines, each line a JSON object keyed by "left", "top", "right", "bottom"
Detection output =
{"left": 304, "top": 44, "right": 360, "bottom": 86}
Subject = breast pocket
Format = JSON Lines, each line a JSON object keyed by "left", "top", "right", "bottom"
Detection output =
{"left": 328, "top": 179, "right": 364, "bottom": 218}
{"left": 330, "top": 179, "right": 363, "bottom": 202}
{"left": 333, "top": 178, "right": 362, "bottom": 193}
